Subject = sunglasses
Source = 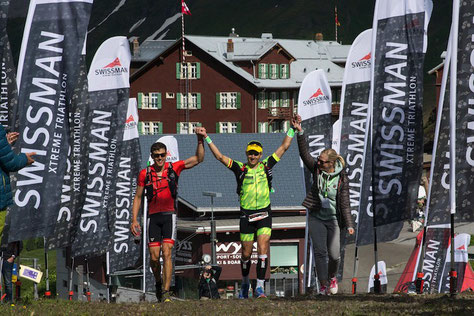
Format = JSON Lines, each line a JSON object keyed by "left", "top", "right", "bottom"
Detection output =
{"left": 247, "top": 150, "right": 260, "bottom": 157}
{"left": 152, "top": 153, "right": 167, "bottom": 159}
{"left": 317, "top": 157, "right": 330, "bottom": 164}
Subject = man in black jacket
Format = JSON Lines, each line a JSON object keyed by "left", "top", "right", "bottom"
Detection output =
{"left": 1, "top": 240, "right": 22, "bottom": 302}
{"left": 198, "top": 265, "right": 222, "bottom": 299}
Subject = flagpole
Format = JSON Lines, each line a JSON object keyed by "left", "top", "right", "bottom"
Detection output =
{"left": 335, "top": 6, "right": 338, "bottom": 43}
{"left": 448, "top": 0, "right": 459, "bottom": 296}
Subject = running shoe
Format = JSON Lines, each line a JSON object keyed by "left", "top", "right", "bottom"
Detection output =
{"left": 162, "top": 290, "right": 172, "bottom": 303}
{"left": 318, "top": 285, "right": 328, "bottom": 295}
{"left": 255, "top": 286, "right": 267, "bottom": 298}
{"left": 155, "top": 282, "right": 162, "bottom": 302}
{"left": 239, "top": 283, "right": 249, "bottom": 299}
{"left": 329, "top": 277, "right": 338, "bottom": 295}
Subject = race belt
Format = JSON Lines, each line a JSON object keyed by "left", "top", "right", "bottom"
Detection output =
{"left": 247, "top": 211, "right": 269, "bottom": 222}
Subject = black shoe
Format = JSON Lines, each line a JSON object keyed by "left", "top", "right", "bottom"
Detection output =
{"left": 155, "top": 282, "right": 162, "bottom": 302}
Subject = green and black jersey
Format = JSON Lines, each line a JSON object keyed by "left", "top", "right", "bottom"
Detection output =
{"left": 227, "top": 153, "right": 279, "bottom": 210}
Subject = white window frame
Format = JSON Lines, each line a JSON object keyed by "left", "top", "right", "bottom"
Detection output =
{"left": 142, "top": 121, "right": 161, "bottom": 135}
{"left": 219, "top": 122, "right": 238, "bottom": 133}
{"left": 180, "top": 62, "right": 198, "bottom": 79}
{"left": 259, "top": 63, "right": 268, "bottom": 79}
{"left": 181, "top": 93, "right": 199, "bottom": 109}
{"left": 281, "top": 91, "right": 290, "bottom": 107}
{"left": 149, "top": 93, "right": 159, "bottom": 109}
{"left": 281, "top": 64, "right": 289, "bottom": 78}
{"left": 179, "top": 122, "right": 200, "bottom": 134}
{"left": 270, "top": 64, "right": 278, "bottom": 79}
{"left": 220, "top": 92, "right": 238, "bottom": 109}
{"left": 270, "top": 92, "right": 279, "bottom": 108}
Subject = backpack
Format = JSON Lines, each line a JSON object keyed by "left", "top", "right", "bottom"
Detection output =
{"left": 236, "top": 162, "right": 273, "bottom": 195}
{"left": 144, "top": 162, "right": 179, "bottom": 202}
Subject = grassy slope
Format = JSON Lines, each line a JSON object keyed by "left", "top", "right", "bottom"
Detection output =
{"left": 0, "top": 293, "right": 472, "bottom": 315}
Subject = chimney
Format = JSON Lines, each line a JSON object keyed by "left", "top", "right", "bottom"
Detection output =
{"left": 132, "top": 38, "right": 140, "bottom": 57}
{"left": 315, "top": 33, "right": 323, "bottom": 41}
{"left": 226, "top": 39, "right": 234, "bottom": 60}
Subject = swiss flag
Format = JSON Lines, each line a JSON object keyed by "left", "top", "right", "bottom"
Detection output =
{"left": 104, "top": 57, "right": 122, "bottom": 68}
{"left": 310, "top": 88, "right": 324, "bottom": 98}
{"left": 181, "top": 0, "right": 191, "bottom": 15}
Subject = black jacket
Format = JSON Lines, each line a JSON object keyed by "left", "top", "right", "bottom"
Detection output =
{"left": 198, "top": 266, "right": 222, "bottom": 299}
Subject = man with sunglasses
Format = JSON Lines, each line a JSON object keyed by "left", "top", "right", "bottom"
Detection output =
{"left": 131, "top": 128, "right": 205, "bottom": 302}
{"left": 200, "top": 128, "right": 295, "bottom": 298}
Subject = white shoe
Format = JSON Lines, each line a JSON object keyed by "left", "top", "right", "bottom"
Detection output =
{"left": 329, "top": 277, "right": 338, "bottom": 295}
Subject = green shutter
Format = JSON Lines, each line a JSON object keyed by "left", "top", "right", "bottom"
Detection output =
{"left": 137, "top": 93, "right": 143, "bottom": 109}
{"left": 216, "top": 93, "right": 221, "bottom": 109}
{"left": 258, "top": 64, "right": 263, "bottom": 78}
{"left": 138, "top": 122, "right": 143, "bottom": 135}
{"left": 236, "top": 92, "right": 241, "bottom": 109}
{"left": 258, "top": 122, "right": 262, "bottom": 133}
{"left": 236, "top": 122, "right": 241, "bottom": 133}
{"left": 158, "top": 122, "right": 163, "bottom": 134}
{"left": 176, "top": 63, "right": 181, "bottom": 79}
{"left": 265, "top": 64, "right": 269, "bottom": 79}
{"left": 216, "top": 122, "right": 220, "bottom": 133}
{"left": 257, "top": 92, "right": 263, "bottom": 109}
{"left": 286, "top": 65, "right": 290, "bottom": 78}
{"left": 157, "top": 93, "right": 162, "bottom": 109}
{"left": 279, "top": 64, "right": 284, "bottom": 78}
{"left": 176, "top": 123, "right": 181, "bottom": 133}
{"left": 278, "top": 92, "right": 281, "bottom": 107}
{"left": 197, "top": 93, "right": 201, "bottom": 109}
{"left": 196, "top": 63, "right": 201, "bottom": 79}
{"left": 177, "top": 93, "right": 182, "bottom": 109}
{"left": 264, "top": 92, "right": 268, "bottom": 109}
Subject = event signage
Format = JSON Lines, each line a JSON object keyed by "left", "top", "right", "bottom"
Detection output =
{"left": 370, "top": 0, "right": 432, "bottom": 226}
{"left": 72, "top": 36, "right": 131, "bottom": 257}
{"left": 9, "top": 0, "right": 92, "bottom": 241}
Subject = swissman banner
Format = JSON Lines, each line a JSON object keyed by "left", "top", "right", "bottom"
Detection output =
{"left": 370, "top": 0, "right": 432, "bottom": 226}
{"left": 71, "top": 36, "right": 131, "bottom": 257}
{"left": 9, "top": 0, "right": 93, "bottom": 241}
{"left": 337, "top": 29, "right": 404, "bottom": 246}
{"left": 297, "top": 69, "right": 333, "bottom": 192}
{"left": 426, "top": 0, "right": 474, "bottom": 225}
{"left": 0, "top": 0, "right": 17, "bottom": 130}
{"left": 108, "top": 98, "right": 142, "bottom": 273}
{"left": 46, "top": 51, "right": 90, "bottom": 250}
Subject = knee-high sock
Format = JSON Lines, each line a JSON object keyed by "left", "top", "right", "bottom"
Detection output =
{"left": 241, "top": 259, "right": 251, "bottom": 283}
{"left": 256, "top": 254, "right": 268, "bottom": 281}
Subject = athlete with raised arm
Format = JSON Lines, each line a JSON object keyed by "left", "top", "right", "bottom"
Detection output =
{"left": 200, "top": 127, "right": 295, "bottom": 298}
{"left": 131, "top": 128, "right": 205, "bottom": 302}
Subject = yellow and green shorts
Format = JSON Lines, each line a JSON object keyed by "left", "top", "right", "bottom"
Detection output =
{"left": 239, "top": 206, "right": 272, "bottom": 242}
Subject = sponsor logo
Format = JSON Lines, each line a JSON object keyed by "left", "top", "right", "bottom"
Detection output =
{"left": 302, "top": 88, "right": 330, "bottom": 106}
{"left": 351, "top": 52, "right": 371, "bottom": 69}
{"left": 457, "top": 245, "right": 465, "bottom": 251}
{"left": 94, "top": 57, "right": 128, "bottom": 77}
{"left": 124, "top": 115, "right": 137, "bottom": 130}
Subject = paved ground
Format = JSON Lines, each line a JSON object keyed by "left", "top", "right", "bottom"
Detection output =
{"left": 338, "top": 221, "right": 474, "bottom": 294}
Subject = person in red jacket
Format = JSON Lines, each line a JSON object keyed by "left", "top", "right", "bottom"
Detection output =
{"left": 131, "top": 128, "right": 205, "bottom": 302}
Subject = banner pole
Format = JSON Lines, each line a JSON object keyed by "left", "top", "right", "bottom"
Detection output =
{"left": 106, "top": 252, "right": 110, "bottom": 303}
{"left": 43, "top": 238, "right": 51, "bottom": 298}
{"left": 68, "top": 256, "right": 75, "bottom": 300}
{"left": 302, "top": 209, "right": 309, "bottom": 292}
{"left": 142, "top": 193, "right": 148, "bottom": 294}
{"left": 448, "top": 0, "right": 459, "bottom": 296}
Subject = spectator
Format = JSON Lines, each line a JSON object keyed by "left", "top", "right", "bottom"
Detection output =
{"left": 198, "top": 265, "right": 222, "bottom": 300}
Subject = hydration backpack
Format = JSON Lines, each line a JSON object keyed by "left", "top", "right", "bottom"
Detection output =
{"left": 236, "top": 162, "right": 273, "bottom": 195}
{"left": 145, "top": 162, "right": 179, "bottom": 201}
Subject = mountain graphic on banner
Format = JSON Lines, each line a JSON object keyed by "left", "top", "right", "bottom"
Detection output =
{"left": 104, "top": 57, "right": 122, "bottom": 68}
{"left": 359, "top": 52, "right": 371, "bottom": 60}
{"left": 125, "top": 115, "right": 134, "bottom": 123}
{"left": 310, "top": 89, "right": 324, "bottom": 98}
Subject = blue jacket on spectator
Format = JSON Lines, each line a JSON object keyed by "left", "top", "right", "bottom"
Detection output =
{"left": 0, "top": 125, "right": 27, "bottom": 210}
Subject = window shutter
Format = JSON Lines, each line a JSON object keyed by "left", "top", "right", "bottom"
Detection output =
{"left": 286, "top": 65, "right": 290, "bottom": 78}
{"left": 258, "top": 64, "right": 263, "bottom": 78}
{"left": 236, "top": 122, "right": 241, "bottom": 133}
{"left": 257, "top": 92, "right": 263, "bottom": 109}
{"left": 177, "top": 93, "right": 182, "bottom": 109}
{"left": 278, "top": 92, "right": 281, "bottom": 107}
{"left": 137, "top": 93, "right": 143, "bottom": 109}
{"left": 176, "top": 63, "right": 181, "bottom": 79}
{"left": 216, "top": 122, "right": 220, "bottom": 133}
{"left": 158, "top": 122, "right": 163, "bottom": 134}
{"left": 258, "top": 122, "right": 262, "bottom": 133}
{"left": 157, "top": 93, "right": 162, "bottom": 109}
{"left": 284, "top": 120, "right": 290, "bottom": 132}
{"left": 138, "top": 122, "right": 143, "bottom": 135}
{"left": 269, "top": 123, "right": 273, "bottom": 133}
{"left": 236, "top": 92, "right": 241, "bottom": 109}
{"left": 265, "top": 64, "right": 269, "bottom": 79}
{"left": 197, "top": 93, "right": 201, "bottom": 109}
{"left": 196, "top": 63, "right": 201, "bottom": 79}
{"left": 279, "top": 64, "right": 284, "bottom": 78}
{"left": 264, "top": 92, "right": 268, "bottom": 109}
{"left": 176, "top": 123, "right": 181, "bottom": 133}
{"left": 216, "top": 93, "right": 221, "bottom": 109}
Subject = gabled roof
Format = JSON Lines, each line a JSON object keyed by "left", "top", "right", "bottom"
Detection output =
{"left": 131, "top": 40, "right": 175, "bottom": 62}
{"left": 139, "top": 133, "right": 307, "bottom": 213}
{"left": 131, "top": 34, "right": 350, "bottom": 88}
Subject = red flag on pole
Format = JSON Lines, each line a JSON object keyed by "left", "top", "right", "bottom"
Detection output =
{"left": 182, "top": 0, "right": 191, "bottom": 15}
{"left": 335, "top": 6, "right": 341, "bottom": 26}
